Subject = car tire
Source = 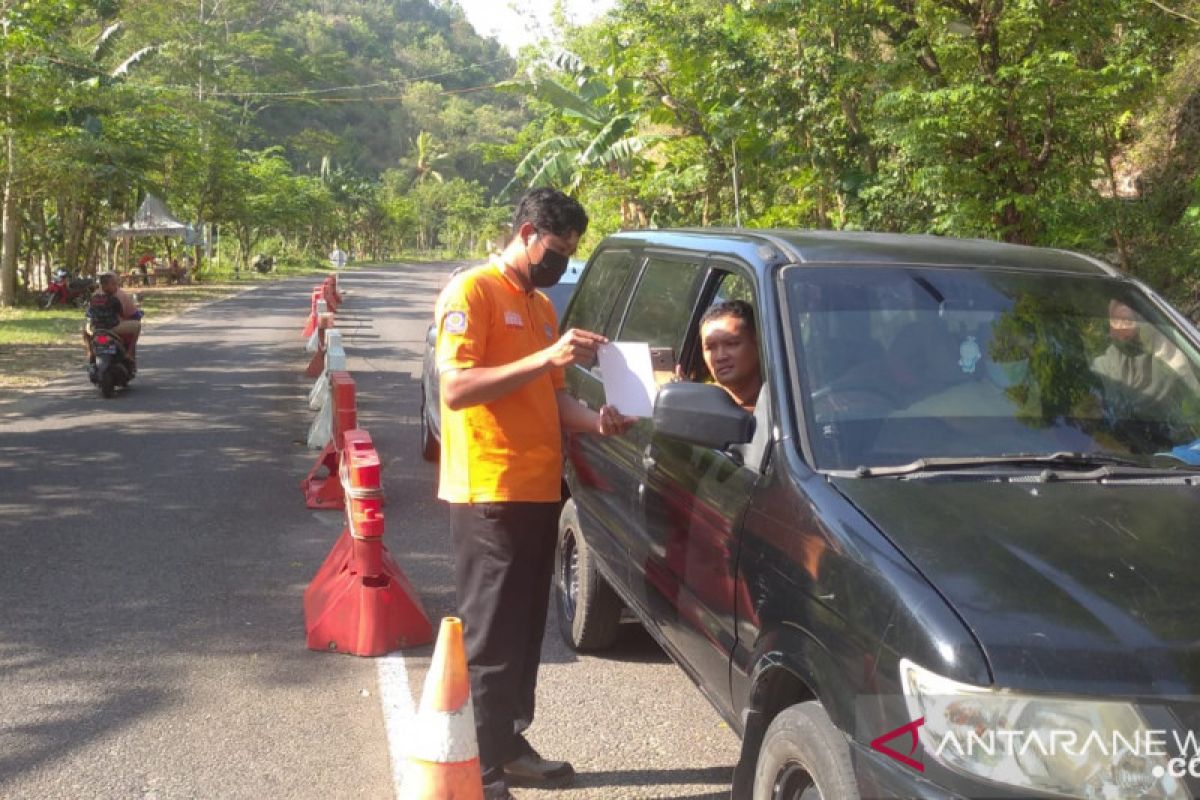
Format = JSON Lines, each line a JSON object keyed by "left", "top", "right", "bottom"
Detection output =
{"left": 419, "top": 383, "right": 440, "bottom": 462}
{"left": 555, "top": 499, "right": 622, "bottom": 652}
{"left": 752, "top": 702, "right": 860, "bottom": 800}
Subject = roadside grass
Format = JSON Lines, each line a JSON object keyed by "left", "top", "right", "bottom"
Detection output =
{"left": 0, "top": 259, "right": 382, "bottom": 394}
{"left": 0, "top": 283, "right": 246, "bottom": 392}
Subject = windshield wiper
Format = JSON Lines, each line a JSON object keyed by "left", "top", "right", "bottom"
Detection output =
{"left": 848, "top": 451, "right": 1179, "bottom": 478}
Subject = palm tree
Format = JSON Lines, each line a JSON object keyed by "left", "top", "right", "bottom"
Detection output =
{"left": 403, "top": 131, "right": 448, "bottom": 187}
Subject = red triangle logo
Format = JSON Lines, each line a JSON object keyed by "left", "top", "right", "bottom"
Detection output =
{"left": 870, "top": 717, "right": 925, "bottom": 772}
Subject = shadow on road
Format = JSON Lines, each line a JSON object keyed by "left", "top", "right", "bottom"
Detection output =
{"left": 0, "top": 265, "right": 461, "bottom": 794}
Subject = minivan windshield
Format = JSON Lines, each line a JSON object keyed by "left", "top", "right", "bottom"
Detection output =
{"left": 783, "top": 266, "right": 1200, "bottom": 472}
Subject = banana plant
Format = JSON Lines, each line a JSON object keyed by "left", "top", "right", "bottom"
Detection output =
{"left": 500, "top": 50, "right": 662, "bottom": 226}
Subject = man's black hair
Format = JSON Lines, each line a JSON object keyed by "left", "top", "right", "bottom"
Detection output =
{"left": 511, "top": 187, "right": 588, "bottom": 239}
{"left": 701, "top": 299, "right": 756, "bottom": 336}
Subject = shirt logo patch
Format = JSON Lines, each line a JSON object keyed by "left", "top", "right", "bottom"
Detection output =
{"left": 443, "top": 310, "right": 467, "bottom": 334}
{"left": 504, "top": 311, "right": 524, "bottom": 328}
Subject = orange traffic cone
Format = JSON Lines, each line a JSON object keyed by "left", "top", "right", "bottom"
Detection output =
{"left": 399, "top": 617, "right": 483, "bottom": 800}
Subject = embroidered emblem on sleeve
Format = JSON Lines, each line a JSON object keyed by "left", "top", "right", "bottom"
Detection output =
{"left": 443, "top": 310, "right": 467, "bottom": 334}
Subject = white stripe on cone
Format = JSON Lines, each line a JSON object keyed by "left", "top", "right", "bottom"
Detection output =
{"left": 403, "top": 702, "right": 479, "bottom": 764}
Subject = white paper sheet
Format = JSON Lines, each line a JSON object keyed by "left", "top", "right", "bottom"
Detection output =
{"left": 597, "top": 342, "right": 657, "bottom": 418}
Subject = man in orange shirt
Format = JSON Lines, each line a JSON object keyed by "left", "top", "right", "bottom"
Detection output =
{"left": 436, "top": 188, "right": 633, "bottom": 800}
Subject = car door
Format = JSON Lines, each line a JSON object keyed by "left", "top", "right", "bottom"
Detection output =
{"left": 636, "top": 265, "right": 766, "bottom": 714}
{"left": 562, "top": 247, "right": 643, "bottom": 583}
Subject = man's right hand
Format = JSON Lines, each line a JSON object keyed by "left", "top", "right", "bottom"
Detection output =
{"left": 545, "top": 328, "right": 607, "bottom": 368}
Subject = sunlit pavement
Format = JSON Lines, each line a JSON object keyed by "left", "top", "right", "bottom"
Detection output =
{"left": 0, "top": 261, "right": 738, "bottom": 799}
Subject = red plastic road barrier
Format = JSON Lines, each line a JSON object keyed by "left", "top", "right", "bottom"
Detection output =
{"left": 304, "top": 429, "right": 433, "bottom": 656}
{"left": 301, "top": 372, "right": 358, "bottom": 509}
{"left": 301, "top": 288, "right": 323, "bottom": 338}
{"left": 322, "top": 277, "right": 339, "bottom": 313}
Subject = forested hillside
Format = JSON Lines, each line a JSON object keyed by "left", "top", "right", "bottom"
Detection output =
{"left": 4, "top": 0, "right": 1200, "bottom": 310}
{"left": 0, "top": 0, "right": 526, "bottom": 304}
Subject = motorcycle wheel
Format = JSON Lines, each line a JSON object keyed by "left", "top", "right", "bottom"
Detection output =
{"left": 39, "top": 291, "right": 56, "bottom": 310}
{"left": 99, "top": 370, "right": 116, "bottom": 398}
{"left": 72, "top": 293, "right": 90, "bottom": 309}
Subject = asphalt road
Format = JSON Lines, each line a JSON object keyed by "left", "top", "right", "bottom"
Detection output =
{"left": 0, "top": 261, "right": 739, "bottom": 799}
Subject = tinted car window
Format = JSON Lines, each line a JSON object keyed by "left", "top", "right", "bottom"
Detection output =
{"left": 785, "top": 266, "right": 1200, "bottom": 470}
{"left": 564, "top": 250, "right": 636, "bottom": 336}
{"left": 618, "top": 256, "right": 706, "bottom": 351}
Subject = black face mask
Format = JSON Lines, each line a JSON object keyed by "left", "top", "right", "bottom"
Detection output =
{"left": 529, "top": 239, "right": 570, "bottom": 288}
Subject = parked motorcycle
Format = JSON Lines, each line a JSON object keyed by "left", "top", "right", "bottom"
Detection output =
{"left": 40, "top": 268, "right": 97, "bottom": 309}
{"left": 251, "top": 254, "right": 275, "bottom": 274}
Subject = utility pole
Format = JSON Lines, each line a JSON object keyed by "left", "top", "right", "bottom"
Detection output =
{"left": 731, "top": 139, "right": 742, "bottom": 229}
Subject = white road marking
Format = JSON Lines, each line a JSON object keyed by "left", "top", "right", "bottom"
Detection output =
{"left": 378, "top": 652, "right": 418, "bottom": 797}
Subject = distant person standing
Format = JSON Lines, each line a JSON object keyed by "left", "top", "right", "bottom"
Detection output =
{"left": 329, "top": 245, "right": 347, "bottom": 270}
{"left": 135, "top": 252, "right": 155, "bottom": 286}
{"left": 434, "top": 188, "right": 634, "bottom": 800}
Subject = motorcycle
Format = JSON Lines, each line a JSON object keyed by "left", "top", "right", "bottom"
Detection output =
{"left": 85, "top": 292, "right": 140, "bottom": 399}
{"left": 40, "top": 268, "right": 97, "bottom": 309}
{"left": 86, "top": 328, "right": 136, "bottom": 398}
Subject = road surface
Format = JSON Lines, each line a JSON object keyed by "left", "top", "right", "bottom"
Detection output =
{"left": 0, "top": 261, "right": 739, "bottom": 799}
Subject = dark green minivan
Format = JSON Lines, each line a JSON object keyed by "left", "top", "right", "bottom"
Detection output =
{"left": 555, "top": 229, "right": 1200, "bottom": 800}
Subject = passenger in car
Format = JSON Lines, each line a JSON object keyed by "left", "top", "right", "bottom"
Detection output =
{"left": 699, "top": 300, "right": 763, "bottom": 412}
{"left": 1092, "top": 299, "right": 1200, "bottom": 407}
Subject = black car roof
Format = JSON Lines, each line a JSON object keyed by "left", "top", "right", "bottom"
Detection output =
{"left": 601, "top": 228, "right": 1119, "bottom": 277}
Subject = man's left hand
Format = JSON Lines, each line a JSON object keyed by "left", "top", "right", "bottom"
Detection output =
{"left": 597, "top": 404, "right": 637, "bottom": 436}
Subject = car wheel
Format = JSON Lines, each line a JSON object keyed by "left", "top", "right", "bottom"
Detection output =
{"left": 555, "top": 499, "right": 622, "bottom": 652}
{"left": 752, "top": 702, "right": 860, "bottom": 800}
{"left": 419, "top": 384, "right": 440, "bottom": 462}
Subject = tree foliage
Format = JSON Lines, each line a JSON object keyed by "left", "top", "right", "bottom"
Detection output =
{"left": 532, "top": 0, "right": 1200, "bottom": 296}
{"left": 0, "top": 0, "right": 528, "bottom": 304}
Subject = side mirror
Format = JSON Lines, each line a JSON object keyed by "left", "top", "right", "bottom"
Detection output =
{"left": 653, "top": 382, "right": 755, "bottom": 450}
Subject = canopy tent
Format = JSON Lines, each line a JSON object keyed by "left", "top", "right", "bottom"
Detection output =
{"left": 109, "top": 194, "right": 194, "bottom": 239}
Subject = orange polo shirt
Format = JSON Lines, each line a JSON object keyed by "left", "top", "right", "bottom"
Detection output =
{"left": 435, "top": 262, "right": 565, "bottom": 503}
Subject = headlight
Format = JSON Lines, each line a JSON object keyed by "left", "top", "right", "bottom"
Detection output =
{"left": 900, "top": 659, "right": 1189, "bottom": 799}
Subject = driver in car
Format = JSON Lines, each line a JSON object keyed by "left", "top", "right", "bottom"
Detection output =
{"left": 697, "top": 300, "right": 762, "bottom": 412}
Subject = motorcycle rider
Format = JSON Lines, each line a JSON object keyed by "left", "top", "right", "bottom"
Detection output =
{"left": 84, "top": 272, "right": 141, "bottom": 367}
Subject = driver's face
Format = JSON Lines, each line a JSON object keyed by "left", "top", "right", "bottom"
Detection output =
{"left": 701, "top": 315, "right": 760, "bottom": 388}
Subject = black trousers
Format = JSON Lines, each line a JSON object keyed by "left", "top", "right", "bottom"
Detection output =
{"left": 451, "top": 501, "right": 560, "bottom": 786}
